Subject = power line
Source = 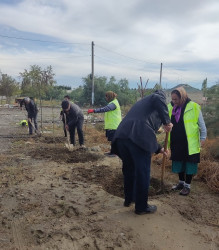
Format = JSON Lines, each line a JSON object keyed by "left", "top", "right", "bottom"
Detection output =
{"left": 0, "top": 55, "right": 90, "bottom": 60}
{"left": 95, "top": 44, "right": 159, "bottom": 65}
{"left": 0, "top": 34, "right": 90, "bottom": 45}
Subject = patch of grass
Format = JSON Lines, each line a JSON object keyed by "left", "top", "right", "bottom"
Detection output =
{"left": 201, "top": 139, "right": 219, "bottom": 160}
{"left": 94, "top": 123, "right": 104, "bottom": 132}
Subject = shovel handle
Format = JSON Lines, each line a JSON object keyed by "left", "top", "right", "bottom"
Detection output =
{"left": 29, "top": 119, "right": 41, "bottom": 136}
{"left": 161, "top": 132, "right": 169, "bottom": 184}
{"left": 63, "top": 113, "right": 71, "bottom": 144}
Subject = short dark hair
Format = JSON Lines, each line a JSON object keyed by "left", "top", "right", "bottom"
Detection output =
{"left": 61, "top": 100, "right": 69, "bottom": 109}
{"left": 64, "top": 95, "right": 70, "bottom": 100}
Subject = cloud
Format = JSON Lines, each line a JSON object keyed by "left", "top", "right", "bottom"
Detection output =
{"left": 0, "top": 0, "right": 218, "bottom": 89}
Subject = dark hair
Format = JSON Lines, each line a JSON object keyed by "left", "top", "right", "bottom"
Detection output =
{"left": 64, "top": 95, "right": 70, "bottom": 100}
{"left": 61, "top": 100, "right": 69, "bottom": 109}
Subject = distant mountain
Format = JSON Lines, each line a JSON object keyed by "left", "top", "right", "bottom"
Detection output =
{"left": 167, "top": 84, "right": 202, "bottom": 93}
{"left": 165, "top": 84, "right": 203, "bottom": 104}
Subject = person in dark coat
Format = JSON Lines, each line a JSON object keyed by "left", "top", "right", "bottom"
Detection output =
{"left": 21, "top": 97, "right": 38, "bottom": 135}
{"left": 20, "top": 96, "right": 34, "bottom": 111}
{"left": 20, "top": 98, "right": 27, "bottom": 111}
{"left": 111, "top": 90, "right": 173, "bottom": 215}
{"left": 61, "top": 100, "right": 85, "bottom": 148}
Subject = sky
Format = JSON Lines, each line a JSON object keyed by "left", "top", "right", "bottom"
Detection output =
{"left": 0, "top": 0, "right": 218, "bottom": 90}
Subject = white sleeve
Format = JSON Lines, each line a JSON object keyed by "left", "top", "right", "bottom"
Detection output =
{"left": 198, "top": 111, "right": 207, "bottom": 141}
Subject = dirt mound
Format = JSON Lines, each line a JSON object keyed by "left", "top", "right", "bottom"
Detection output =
{"left": 27, "top": 145, "right": 102, "bottom": 163}
{"left": 66, "top": 165, "right": 170, "bottom": 199}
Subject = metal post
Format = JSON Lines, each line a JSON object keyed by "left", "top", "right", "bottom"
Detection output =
{"left": 159, "top": 63, "right": 163, "bottom": 89}
{"left": 91, "top": 41, "right": 94, "bottom": 105}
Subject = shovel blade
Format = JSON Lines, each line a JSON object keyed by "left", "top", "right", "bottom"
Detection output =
{"left": 65, "top": 143, "right": 74, "bottom": 151}
{"left": 36, "top": 130, "right": 41, "bottom": 137}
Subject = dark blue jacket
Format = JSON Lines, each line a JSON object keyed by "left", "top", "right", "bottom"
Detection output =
{"left": 64, "top": 103, "right": 84, "bottom": 128}
{"left": 112, "top": 90, "right": 171, "bottom": 153}
{"left": 26, "top": 100, "right": 38, "bottom": 118}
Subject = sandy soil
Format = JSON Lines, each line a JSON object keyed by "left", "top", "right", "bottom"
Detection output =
{"left": 0, "top": 107, "right": 218, "bottom": 250}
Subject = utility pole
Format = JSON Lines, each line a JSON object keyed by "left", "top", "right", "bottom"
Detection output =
{"left": 159, "top": 62, "right": 163, "bottom": 89}
{"left": 91, "top": 41, "right": 94, "bottom": 105}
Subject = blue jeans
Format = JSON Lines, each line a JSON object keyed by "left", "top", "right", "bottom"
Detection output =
{"left": 116, "top": 139, "right": 151, "bottom": 212}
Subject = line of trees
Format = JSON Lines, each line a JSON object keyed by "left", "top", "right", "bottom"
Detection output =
{"left": 0, "top": 65, "right": 154, "bottom": 106}
{"left": 1, "top": 65, "right": 218, "bottom": 137}
{"left": 0, "top": 73, "right": 20, "bottom": 103}
{"left": 0, "top": 65, "right": 218, "bottom": 110}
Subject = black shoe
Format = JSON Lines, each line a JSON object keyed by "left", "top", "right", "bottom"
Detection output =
{"left": 179, "top": 187, "right": 190, "bottom": 196}
{"left": 124, "top": 201, "right": 132, "bottom": 207}
{"left": 172, "top": 183, "right": 184, "bottom": 191}
{"left": 135, "top": 205, "right": 157, "bottom": 215}
{"left": 104, "top": 152, "right": 117, "bottom": 157}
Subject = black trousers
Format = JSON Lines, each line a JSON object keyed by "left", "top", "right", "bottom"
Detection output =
{"left": 28, "top": 113, "right": 38, "bottom": 134}
{"left": 179, "top": 172, "right": 193, "bottom": 184}
{"left": 69, "top": 117, "right": 84, "bottom": 145}
{"left": 106, "top": 129, "right": 116, "bottom": 154}
{"left": 105, "top": 129, "right": 116, "bottom": 141}
{"left": 115, "top": 139, "right": 151, "bottom": 212}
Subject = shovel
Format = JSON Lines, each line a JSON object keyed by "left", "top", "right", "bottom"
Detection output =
{"left": 157, "top": 132, "right": 169, "bottom": 194}
{"left": 63, "top": 113, "right": 74, "bottom": 151}
{"left": 161, "top": 132, "right": 169, "bottom": 189}
{"left": 28, "top": 119, "right": 41, "bottom": 137}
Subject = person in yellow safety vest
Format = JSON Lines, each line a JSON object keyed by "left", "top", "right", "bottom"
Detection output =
{"left": 168, "top": 87, "right": 207, "bottom": 196}
{"left": 19, "top": 120, "right": 28, "bottom": 127}
{"left": 87, "top": 91, "right": 122, "bottom": 157}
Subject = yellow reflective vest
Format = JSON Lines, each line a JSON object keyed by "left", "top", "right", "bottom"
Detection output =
{"left": 104, "top": 99, "right": 122, "bottom": 130}
{"left": 19, "top": 120, "right": 28, "bottom": 126}
{"left": 168, "top": 101, "right": 201, "bottom": 155}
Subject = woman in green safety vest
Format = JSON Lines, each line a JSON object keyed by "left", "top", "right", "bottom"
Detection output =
{"left": 88, "top": 91, "right": 122, "bottom": 157}
{"left": 168, "top": 87, "right": 207, "bottom": 196}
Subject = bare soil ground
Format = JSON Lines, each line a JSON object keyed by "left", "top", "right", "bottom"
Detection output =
{"left": 0, "top": 107, "right": 218, "bottom": 250}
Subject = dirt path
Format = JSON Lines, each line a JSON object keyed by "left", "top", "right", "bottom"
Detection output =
{"left": 0, "top": 107, "right": 218, "bottom": 250}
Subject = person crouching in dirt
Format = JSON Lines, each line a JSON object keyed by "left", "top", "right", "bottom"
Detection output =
{"left": 60, "top": 95, "right": 71, "bottom": 137}
{"left": 168, "top": 87, "right": 207, "bottom": 196}
{"left": 111, "top": 90, "right": 173, "bottom": 215}
{"left": 61, "top": 100, "right": 85, "bottom": 148}
{"left": 87, "top": 91, "right": 122, "bottom": 157}
{"left": 19, "top": 120, "right": 28, "bottom": 127}
{"left": 22, "top": 97, "right": 38, "bottom": 135}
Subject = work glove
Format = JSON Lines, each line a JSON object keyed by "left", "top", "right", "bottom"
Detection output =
{"left": 87, "top": 109, "right": 94, "bottom": 114}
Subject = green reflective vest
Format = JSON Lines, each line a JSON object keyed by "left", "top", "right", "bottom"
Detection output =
{"left": 104, "top": 99, "right": 122, "bottom": 130}
{"left": 168, "top": 102, "right": 201, "bottom": 155}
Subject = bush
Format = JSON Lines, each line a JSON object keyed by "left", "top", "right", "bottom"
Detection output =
{"left": 201, "top": 139, "right": 219, "bottom": 160}
{"left": 198, "top": 139, "right": 219, "bottom": 193}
